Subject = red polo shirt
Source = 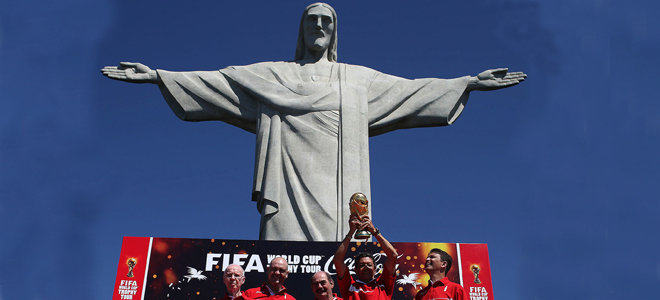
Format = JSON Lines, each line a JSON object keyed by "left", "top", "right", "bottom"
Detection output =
{"left": 337, "top": 269, "right": 395, "bottom": 300}
{"left": 219, "top": 294, "right": 254, "bottom": 300}
{"left": 326, "top": 293, "right": 344, "bottom": 300}
{"left": 244, "top": 283, "right": 296, "bottom": 300}
{"left": 415, "top": 277, "right": 467, "bottom": 300}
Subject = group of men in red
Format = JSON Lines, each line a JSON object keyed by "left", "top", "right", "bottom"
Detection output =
{"left": 218, "top": 217, "right": 467, "bottom": 300}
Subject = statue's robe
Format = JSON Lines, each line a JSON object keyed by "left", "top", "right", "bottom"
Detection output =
{"left": 157, "top": 61, "right": 470, "bottom": 241}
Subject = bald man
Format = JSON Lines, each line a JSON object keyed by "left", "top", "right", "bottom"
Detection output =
{"left": 221, "top": 264, "right": 253, "bottom": 300}
{"left": 311, "top": 271, "right": 343, "bottom": 300}
{"left": 244, "top": 257, "right": 296, "bottom": 300}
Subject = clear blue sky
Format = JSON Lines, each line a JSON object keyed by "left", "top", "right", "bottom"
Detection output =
{"left": 1, "top": 0, "right": 659, "bottom": 299}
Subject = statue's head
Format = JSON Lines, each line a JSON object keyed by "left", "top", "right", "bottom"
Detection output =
{"left": 295, "top": 2, "right": 338, "bottom": 62}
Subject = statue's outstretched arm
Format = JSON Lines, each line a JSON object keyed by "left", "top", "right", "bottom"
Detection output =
{"left": 467, "top": 68, "right": 527, "bottom": 91}
{"left": 100, "top": 62, "right": 159, "bottom": 84}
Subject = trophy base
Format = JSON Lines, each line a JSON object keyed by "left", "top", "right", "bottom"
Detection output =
{"left": 354, "top": 230, "right": 371, "bottom": 240}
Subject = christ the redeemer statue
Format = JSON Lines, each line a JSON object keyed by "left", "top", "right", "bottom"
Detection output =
{"left": 101, "top": 2, "right": 526, "bottom": 241}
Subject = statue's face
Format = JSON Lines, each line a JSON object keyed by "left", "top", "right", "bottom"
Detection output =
{"left": 303, "top": 6, "right": 334, "bottom": 53}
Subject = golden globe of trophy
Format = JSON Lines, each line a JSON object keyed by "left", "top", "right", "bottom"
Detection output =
{"left": 470, "top": 264, "right": 481, "bottom": 284}
{"left": 127, "top": 258, "right": 137, "bottom": 278}
{"left": 349, "top": 192, "right": 370, "bottom": 240}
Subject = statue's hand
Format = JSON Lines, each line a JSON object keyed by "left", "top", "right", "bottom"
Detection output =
{"left": 468, "top": 68, "right": 526, "bottom": 91}
{"left": 100, "top": 62, "right": 158, "bottom": 83}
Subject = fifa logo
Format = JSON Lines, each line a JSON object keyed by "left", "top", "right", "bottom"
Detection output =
{"left": 126, "top": 258, "right": 137, "bottom": 278}
{"left": 470, "top": 265, "right": 481, "bottom": 284}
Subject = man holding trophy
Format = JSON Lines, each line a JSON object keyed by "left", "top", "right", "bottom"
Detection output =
{"left": 333, "top": 193, "right": 398, "bottom": 300}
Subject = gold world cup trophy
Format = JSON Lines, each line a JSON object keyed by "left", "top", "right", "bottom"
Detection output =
{"left": 470, "top": 264, "right": 481, "bottom": 284}
{"left": 349, "top": 192, "right": 370, "bottom": 240}
{"left": 126, "top": 258, "right": 137, "bottom": 278}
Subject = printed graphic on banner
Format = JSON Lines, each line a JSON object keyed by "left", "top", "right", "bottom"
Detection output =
{"left": 113, "top": 237, "right": 151, "bottom": 300}
{"left": 113, "top": 238, "right": 492, "bottom": 300}
{"left": 458, "top": 244, "right": 493, "bottom": 300}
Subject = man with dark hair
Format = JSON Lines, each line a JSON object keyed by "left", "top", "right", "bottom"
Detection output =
{"left": 430, "top": 249, "right": 453, "bottom": 274}
{"left": 353, "top": 253, "right": 375, "bottom": 265}
{"left": 310, "top": 271, "right": 343, "bottom": 300}
{"left": 415, "top": 249, "right": 467, "bottom": 300}
{"left": 333, "top": 216, "right": 398, "bottom": 300}
{"left": 244, "top": 257, "right": 296, "bottom": 300}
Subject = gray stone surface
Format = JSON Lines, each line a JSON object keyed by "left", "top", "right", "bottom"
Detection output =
{"left": 100, "top": 2, "right": 526, "bottom": 242}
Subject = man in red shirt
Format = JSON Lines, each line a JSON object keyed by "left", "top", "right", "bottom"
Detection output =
{"left": 415, "top": 249, "right": 467, "bottom": 300}
{"left": 220, "top": 264, "right": 253, "bottom": 300}
{"left": 333, "top": 216, "right": 398, "bottom": 300}
{"left": 310, "top": 271, "right": 343, "bottom": 300}
{"left": 244, "top": 257, "right": 296, "bottom": 300}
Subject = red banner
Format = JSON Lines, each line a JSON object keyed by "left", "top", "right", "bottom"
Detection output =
{"left": 113, "top": 237, "right": 152, "bottom": 300}
{"left": 113, "top": 237, "right": 493, "bottom": 300}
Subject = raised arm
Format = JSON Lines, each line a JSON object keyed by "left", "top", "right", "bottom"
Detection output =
{"left": 333, "top": 215, "right": 361, "bottom": 279}
{"left": 467, "top": 68, "right": 527, "bottom": 91}
{"left": 361, "top": 216, "right": 398, "bottom": 276}
{"left": 100, "top": 62, "right": 159, "bottom": 84}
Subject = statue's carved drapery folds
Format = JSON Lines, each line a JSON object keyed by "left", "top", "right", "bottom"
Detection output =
{"left": 157, "top": 62, "right": 470, "bottom": 241}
